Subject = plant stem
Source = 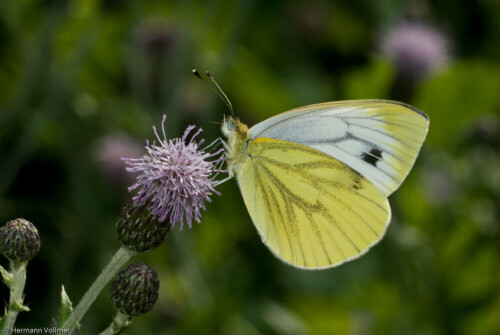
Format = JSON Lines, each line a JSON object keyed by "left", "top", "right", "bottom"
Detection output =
{"left": 62, "top": 246, "right": 137, "bottom": 333}
{"left": 2, "top": 261, "right": 29, "bottom": 330}
{"left": 98, "top": 312, "right": 131, "bottom": 335}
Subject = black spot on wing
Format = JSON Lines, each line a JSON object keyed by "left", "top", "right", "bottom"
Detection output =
{"left": 361, "top": 148, "right": 382, "bottom": 166}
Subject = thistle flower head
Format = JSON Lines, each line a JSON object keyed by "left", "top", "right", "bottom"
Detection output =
{"left": 110, "top": 263, "right": 160, "bottom": 316}
{"left": 0, "top": 218, "right": 41, "bottom": 262}
{"left": 123, "top": 115, "right": 224, "bottom": 230}
{"left": 135, "top": 22, "right": 176, "bottom": 57}
{"left": 93, "top": 134, "right": 143, "bottom": 183}
{"left": 380, "top": 21, "right": 450, "bottom": 80}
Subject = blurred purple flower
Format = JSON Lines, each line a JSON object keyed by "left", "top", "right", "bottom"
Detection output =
{"left": 134, "top": 22, "right": 176, "bottom": 57}
{"left": 422, "top": 168, "right": 457, "bottom": 206}
{"left": 380, "top": 21, "right": 450, "bottom": 80}
{"left": 94, "top": 134, "right": 144, "bottom": 183}
{"left": 123, "top": 115, "right": 224, "bottom": 229}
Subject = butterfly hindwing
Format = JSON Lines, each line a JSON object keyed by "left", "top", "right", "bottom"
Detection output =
{"left": 235, "top": 137, "right": 391, "bottom": 269}
{"left": 248, "top": 100, "right": 429, "bottom": 197}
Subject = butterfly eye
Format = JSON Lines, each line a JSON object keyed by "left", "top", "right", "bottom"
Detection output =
{"left": 226, "top": 120, "right": 236, "bottom": 131}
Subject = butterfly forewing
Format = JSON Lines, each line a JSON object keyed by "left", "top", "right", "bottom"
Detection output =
{"left": 248, "top": 100, "right": 429, "bottom": 197}
{"left": 235, "top": 138, "right": 391, "bottom": 269}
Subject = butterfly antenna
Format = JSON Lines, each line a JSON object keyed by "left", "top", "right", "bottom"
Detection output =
{"left": 192, "top": 69, "right": 234, "bottom": 116}
{"left": 206, "top": 71, "right": 234, "bottom": 116}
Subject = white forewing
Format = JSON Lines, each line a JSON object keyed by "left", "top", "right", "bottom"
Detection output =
{"left": 248, "top": 100, "right": 429, "bottom": 196}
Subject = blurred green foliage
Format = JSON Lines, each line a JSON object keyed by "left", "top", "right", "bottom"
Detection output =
{"left": 1, "top": 0, "right": 499, "bottom": 334}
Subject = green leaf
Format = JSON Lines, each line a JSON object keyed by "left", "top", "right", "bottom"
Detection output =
{"left": 343, "top": 59, "right": 395, "bottom": 100}
{"left": 414, "top": 60, "right": 500, "bottom": 147}
{"left": 0, "top": 265, "right": 13, "bottom": 289}
{"left": 58, "top": 286, "right": 74, "bottom": 328}
{"left": 13, "top": 299, "right": 30, "bottom": 312}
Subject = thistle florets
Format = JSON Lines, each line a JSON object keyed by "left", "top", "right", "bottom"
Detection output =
{"left": 0, "top": 218, "right": 41, "bottom": 262}
{"left": 122, "top": 115, "right": 225, "bottom": 230}
{"left": 110, "top": 263, "right": 160, "bottom": 316}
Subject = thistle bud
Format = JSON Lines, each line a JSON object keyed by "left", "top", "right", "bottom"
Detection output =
{"left": 110, "top": 263, "right": 160, "bottom": 316}
{"left": 0, "top": 218, "right": 41, "bottom": 262}
{"left": 116, "top": 200, "right": 169, "bottom": 252}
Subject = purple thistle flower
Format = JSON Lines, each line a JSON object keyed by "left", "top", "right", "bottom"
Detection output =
{"left": 93, "top": 134, "right": 143, "bottom": 183}
{"left": 123, "top": 115, "right": 224, "bottom": 229}
{"left": 380, "top": 21, "right": 450, "bottom": 80}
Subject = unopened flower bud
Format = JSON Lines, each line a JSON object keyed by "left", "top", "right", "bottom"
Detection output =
{"left": 0, "top": 218, "right": 41, "bottom": 262}
{"left": 110, "top": 263, "right": 160, "bottom": 316}
{"left": 116, "top": 200, "right": 169, "bottom": 252}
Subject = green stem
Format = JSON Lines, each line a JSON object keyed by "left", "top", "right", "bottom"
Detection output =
{"left": 62, "top": 246, "right": 137, "bottom": 333}
{"left": 3, "top": 261, "right": 29, "bottom": 330}
{"left": 98, "top": 312, "right": 131, "bottom": 335}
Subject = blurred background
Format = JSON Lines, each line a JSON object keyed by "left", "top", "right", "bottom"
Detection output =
{"left": 1, "top": 0, "right": 499, "bottom": 334}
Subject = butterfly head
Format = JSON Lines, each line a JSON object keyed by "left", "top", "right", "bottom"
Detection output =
{"left": 221, "top": 115, "right": 250, "bottom": 178}
{"left": 221, "top": 115, "right": 249, "bottom": 140}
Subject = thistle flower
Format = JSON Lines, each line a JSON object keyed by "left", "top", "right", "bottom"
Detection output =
{"left": 134, "top": 23, "right": 176, "bottom": 57}
{"left": 93, "top": 134, "right": 143, "bottom": 183}
{"left": 110, "top": 263, "right": 160, "bottom": 316}
{"left": 123, "top": 115, "right": 224, "bottom": 229}
{"left": 0, "top": 218, "right": 41, "bottom": 262}
{"left": 380, "top": 21, "right": 450, "bottom": 80}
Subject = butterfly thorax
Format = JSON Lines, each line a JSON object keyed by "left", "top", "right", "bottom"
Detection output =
{"left": 222, "top": 116, "right": 250, "bottom": 178}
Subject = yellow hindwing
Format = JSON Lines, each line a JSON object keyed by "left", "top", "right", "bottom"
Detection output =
{"left": 235, "top": 137, "right": 391, "bottom": 269}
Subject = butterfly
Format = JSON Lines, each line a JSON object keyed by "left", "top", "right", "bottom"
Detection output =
{"left": 220, "top": 99, "right": 429, "bottom": 270}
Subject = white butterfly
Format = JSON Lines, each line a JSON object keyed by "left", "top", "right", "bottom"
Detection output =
{"left": 222, "top": 100, "right": 429, "bottom": 269}
{"left": 194, "top": 71, "right": 429, "bottom": 269}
